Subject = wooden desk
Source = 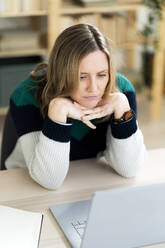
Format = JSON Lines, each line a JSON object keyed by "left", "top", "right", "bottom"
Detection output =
{"left": 0, "top": 148, "right": 165, "bottom": 248}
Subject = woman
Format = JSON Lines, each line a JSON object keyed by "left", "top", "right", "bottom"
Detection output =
{"left": 6, "top": 24, "right": 146, "bottom": 189}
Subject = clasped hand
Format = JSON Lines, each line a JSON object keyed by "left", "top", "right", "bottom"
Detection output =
{"left": 48, "top": 93, "right": 131, "bottom": 129}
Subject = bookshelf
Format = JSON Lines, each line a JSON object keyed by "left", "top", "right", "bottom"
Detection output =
{"left": 48, "top": 0, "right": 143, "bottom": 72}
{"left": 0, "top": 0, "right": 145, "bottom": 115}
{"left": 60, "top": 4, "right": 143, "bottom": 15}
{"left": 0, "top": 1, "right": 48, "bottom": 115}
{"left": 0, "top": 0, "right": 144, "bottom": 62}
{"left": 0, "top": 48, "right": 47, "bottom": 59}
{"left": 43, "top": 0, "right": 165, "bottom": 120}
{"left": 0, "top": 0, "right": 48, "bottom": 59}
{"left": 0, "top": 10, "right": 47, "bottom": 18}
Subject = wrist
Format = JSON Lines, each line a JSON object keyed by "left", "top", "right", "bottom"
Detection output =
{"left": 113, "top": 109, "right": 133, "bottom": 124}
{"left": 48, "top": 99, "right": 68, "bottom": 123}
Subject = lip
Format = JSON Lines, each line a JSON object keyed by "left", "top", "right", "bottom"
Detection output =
{"left": 83, "top": 96, "right": 99, "bottom": 100}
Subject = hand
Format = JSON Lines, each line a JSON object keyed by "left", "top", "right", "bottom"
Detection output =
{"left": 73, "top": 102, "right": 96, "bottom": 129}
{"left": 81, "top": 92, "right": 131, "bottom": 122}
{"left": 48, "top": 98, "right": 96, "bottom": 129}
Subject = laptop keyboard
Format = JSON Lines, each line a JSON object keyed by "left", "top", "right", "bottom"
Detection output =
{"left": 71, "top": 220, "right": 87, "bottom": 238}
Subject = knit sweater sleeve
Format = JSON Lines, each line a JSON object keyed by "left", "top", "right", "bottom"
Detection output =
{"left": 104, "top": 73, "right": 147, "bottom": 177}
{"left": 8, "top": 78, "right": 72, "bottom": 189}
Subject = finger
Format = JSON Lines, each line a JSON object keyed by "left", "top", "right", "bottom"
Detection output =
{"left": 73, "top": 101, "right": 87, "bottom": 110}
{"left": 82, "top": 113, "right": 103, "bottom": 121}
{"left": 82, "top": 120, "right": 96, "bottom": 129}
{"left": 82, "top": 104, "right": 108, "bottom": 115}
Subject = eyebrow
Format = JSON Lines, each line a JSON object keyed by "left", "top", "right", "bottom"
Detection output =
{"left": 80, "top": 70, "right": 108, "bottom": 74}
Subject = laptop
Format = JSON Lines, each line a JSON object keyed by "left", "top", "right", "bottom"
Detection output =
{"left": 50, "top": 183, "right": 165, "bottom": 248}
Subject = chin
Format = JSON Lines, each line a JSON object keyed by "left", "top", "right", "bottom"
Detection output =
{"left": 81, "top": 101, "right": 99, "bottom": 109}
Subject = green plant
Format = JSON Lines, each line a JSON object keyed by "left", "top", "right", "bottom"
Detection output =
{"left": 142, "top": 0, "right": 165, "bottom": 48}
{"left": 140, "top": 1, "right": 165, "bottom": 88}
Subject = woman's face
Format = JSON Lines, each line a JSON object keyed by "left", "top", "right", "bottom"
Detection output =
{"left": 70, "top": 50, "right": 109, "bottom": 109}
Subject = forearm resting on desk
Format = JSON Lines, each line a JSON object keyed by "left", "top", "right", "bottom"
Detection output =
{"left": 104, "top": 126, "right": 146, "bottom": 178}
{"left": 6, "top": 131, "right": 70, "bottom": 190}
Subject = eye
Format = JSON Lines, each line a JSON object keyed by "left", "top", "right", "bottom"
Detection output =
{"left": 80, "top": 76, "right": 87, "bottom": 80}
{"left": 98, "top": 74, "right": 106, "bottom": 78}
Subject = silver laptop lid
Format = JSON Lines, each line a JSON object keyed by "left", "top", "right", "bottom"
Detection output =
{"left": 50, "top": 200, "right": 91, "bottom": 248}
{"left": 81, "top": 183, "right": 165, "bottom": 248}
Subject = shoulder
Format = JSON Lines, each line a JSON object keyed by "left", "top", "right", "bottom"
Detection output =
{"left": 116, "top": 73, "right": 135, "bottom": 93}
{"left": 116, "top": 73, "right": 137, "bottom": 114}
{"left": 10, "top": 76, "right": 39, "bottom": 108}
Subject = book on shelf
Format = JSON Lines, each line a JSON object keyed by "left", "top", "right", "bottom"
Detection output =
{"left": 63, "top": 0, "right": 79, "bottom": 7}
{"left": 62, "top": 14, "right": 112, "bottom": 35}
{"left": 126, "top": 26, "right": 139, "bottom": 43}
{"left": 76, "top": 14, "right": 99, "bottom": 27}
{"left": 0, "top": 205, "right": 43, "bottom": 248}
{"left": 0, "top": 0, "right": 21, "bottom": 13}
{"left": 60, "top": 16, "right": 74, "bottom": 32}
{"left": 0, "top": 29, "right": 40, "bottom": 51}
{"left": 40, "top": 0, "right": 48, "bottom": 10}
{"left": 101, "top": 13, "right": 129, "bottom": 47}
{"left": 22, "top": 0, "right": 41, "bottom": 12}
{"left": 79, "top": 0, "right": 117, "bottom": 7}
{"left": 13, "top": 0, "right": 21, "bottom": 13}
{"left": 0, "top": 40, "right": 40, "bottom": 51}
{"left": 115, "top": 14, "right": 127, "bottom": 45}
{"left": 0, "top": 0, "right": 4, "bottom": 13}
{"left": 101, "top": 15, "right": 117, "bottom": 45}
{"left": 117, "top": 0, "right": 142, "bottom": 3}
{"left": 0, "top": 0, "right": 44, "bottom": 14}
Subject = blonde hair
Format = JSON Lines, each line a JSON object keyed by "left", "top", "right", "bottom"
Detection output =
{"left": 30, "top": 23, "right": 117, "bottom": 117}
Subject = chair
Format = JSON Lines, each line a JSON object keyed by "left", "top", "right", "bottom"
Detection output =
{"left": 0, "top": 110, "right": 18, "bottom": 170}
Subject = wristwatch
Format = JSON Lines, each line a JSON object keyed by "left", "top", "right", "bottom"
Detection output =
{"left": 113, "top": 109, "right": 133, "bottom": 124}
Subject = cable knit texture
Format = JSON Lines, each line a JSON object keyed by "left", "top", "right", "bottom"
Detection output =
{"left": 5, "top": 73, "right": 146, "bottom": 189}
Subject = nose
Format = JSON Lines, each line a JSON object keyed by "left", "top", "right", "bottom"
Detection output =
{"left": 87, "top": 77, "right": 98, "bottom": 92}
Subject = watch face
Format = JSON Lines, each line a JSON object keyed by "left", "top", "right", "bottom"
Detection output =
{"left": 124, "top": 110, "right": 133, "bottom": 121}
{"left": 114, "top": 110, "right": 133, "bottom": 123}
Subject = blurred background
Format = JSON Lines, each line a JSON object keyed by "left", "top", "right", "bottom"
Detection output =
{"left": 0, "top": 0, "right": 165, "bottom": 152}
